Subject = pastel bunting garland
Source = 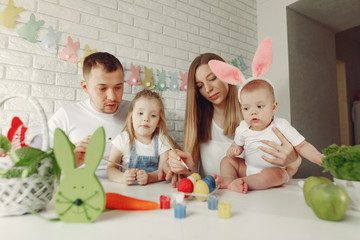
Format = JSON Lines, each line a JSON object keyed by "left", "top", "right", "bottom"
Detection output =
{"left": 0, "top": 1, "right": 248, "bottom": 92}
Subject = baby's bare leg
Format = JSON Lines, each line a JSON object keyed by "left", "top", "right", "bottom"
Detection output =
{"left": 213, "top": 156, "right": 246, "bottom": 189}
{"left": 241, "top": 167, "right": 287, "bottom": 190}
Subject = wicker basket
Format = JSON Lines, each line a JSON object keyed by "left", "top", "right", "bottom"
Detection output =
{"left": 0, "top": 95, "right": 56, "bottom": 216}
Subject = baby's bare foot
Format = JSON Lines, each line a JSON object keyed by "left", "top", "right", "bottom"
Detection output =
{"left": 211, "top": 174, "right": 224, "bottom": 187}
{"left": 228, "top": 179, "right": 248, "bottom": 194}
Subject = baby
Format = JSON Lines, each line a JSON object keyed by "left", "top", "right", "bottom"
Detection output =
{"left": 208, "top": 37, "right": 324, "bottom": 193}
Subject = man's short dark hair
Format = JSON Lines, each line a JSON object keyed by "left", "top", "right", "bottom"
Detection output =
{"left": 83, "top": 52, "right": 123, "bottom": 80}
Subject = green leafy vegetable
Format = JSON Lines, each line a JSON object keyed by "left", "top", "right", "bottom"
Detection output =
{"left": 0, "top": 134, "right": 11, "bottom": 152}
{"left": 321, "top": 144, "right": 360, "bottom": 181}
{"left": 0, "top": 147, "right": 61, "bottom": 182}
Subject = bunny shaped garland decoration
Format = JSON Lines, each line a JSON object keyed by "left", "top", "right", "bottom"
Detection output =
{"left": 208, "top": 37, "right": 274, "bottom": 103}
{"left": 179, "top": 71, "right": 188, "bottom": 91}
{"left": 168, "top": 71, "right": 179, "bottom": 91}
{"left": 58, "top": 36, "right": 80, "bottom": 63}
{"left": 0, "top": 0, "right": 24, "bottom": 29}
{"left": 53, "top": 127, "right": 106, "bottom": 223}
{"left": 38, "top": 26, "right": 62, "bottom": 54}
{"left": 142, "top": 66, "right": 155, "bottom": 89}
{"left": 126, "top": 63, "right": 141, "bottom": 86}
{"left": 16, "top": 14, "right": 45, "bottom": 43}
{"left": 156, "top": 69, "right": 167, "bottom": 91}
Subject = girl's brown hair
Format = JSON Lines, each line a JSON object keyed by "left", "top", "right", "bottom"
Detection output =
{"left": 184, "top": 53, "right": 242, "bottom": 158}
{"left": 123, "top": 89, "right": 177, "bottom": 149}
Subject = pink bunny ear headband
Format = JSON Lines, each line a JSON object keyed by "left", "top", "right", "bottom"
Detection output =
{"left": 208, "top": 37, "right": 274, "bottom": 103}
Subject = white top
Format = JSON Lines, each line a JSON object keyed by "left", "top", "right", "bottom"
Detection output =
{"left": 111, "top": 131, "right": 171, "bottom": 172}
{"left": 199, "top": 120, "right": 234, "bottom": 177}
{"left": 48, "top": 98, "right": 131, "bottom": 178}
{"left": 235, "top": 116, "right": 305, "bottom": 175}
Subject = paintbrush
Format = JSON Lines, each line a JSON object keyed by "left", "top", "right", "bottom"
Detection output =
{"left": 103, "top": 158, "right": 130, "bottom": 171}
{"left": 161, "top": 134, "right": 191, "bottom": 172}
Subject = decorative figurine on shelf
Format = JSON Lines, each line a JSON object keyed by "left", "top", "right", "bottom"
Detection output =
{"left": 7, "top": 116, "right": 28, "bottom": 151}
{"left": 0, "top": 0, "right": 24, "bottom": 29}
{"left": 58, "top": 36, "right": 80, "bottom": 63}
{"left": 53, "top": 127, "right": 106, "bottom": 223}
{"left": 16, "top": 13, "right": 44, "bottom": 43}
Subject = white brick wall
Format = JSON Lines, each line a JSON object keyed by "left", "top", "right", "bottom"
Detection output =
{"left": 0, "top": 0, "right": 257, "bottom": 146}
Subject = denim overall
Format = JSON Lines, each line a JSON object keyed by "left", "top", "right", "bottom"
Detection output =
{"left": 128, "top": 135, "right": 159, "bottom": 172}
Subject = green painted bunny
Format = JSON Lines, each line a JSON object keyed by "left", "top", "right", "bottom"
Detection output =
{"left": 53, "top": 127, "right": 106, "bottom": 223}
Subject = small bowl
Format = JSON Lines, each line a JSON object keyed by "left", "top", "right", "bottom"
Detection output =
{"left": 333, "top": 178, "right": 360, "bottom": 211}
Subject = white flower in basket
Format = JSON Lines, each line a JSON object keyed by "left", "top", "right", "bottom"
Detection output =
{"left": 0, "top": 95, "right": 59, "bottom": 217}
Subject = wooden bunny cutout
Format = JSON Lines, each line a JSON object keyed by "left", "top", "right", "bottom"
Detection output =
{"left": 142, "top": 67, "right": 155, "bottom": 90}
{"left": 53, "top": 127, "right": 106, "bottom": 223}
{"left": 156, "top": 69, "right": 167, "bottom": 91}
{"left": 58, "top": 36, "right": 80, "bottom": 63}
{"left": 126, "top": 63, "right": 141, "bottom": 86}
{"left": 0, "top": 0, "right": 24, "bottom": 29}
{"left": 179, "top": 71, "right": 188, "bottom": 91}
{"left": 16, "top": 13, "right": 44, "bottom": 43}
{"left": 38, "top": 26, "right": 62, "bottom": 54}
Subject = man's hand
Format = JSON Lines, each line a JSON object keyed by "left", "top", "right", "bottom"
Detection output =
{"left": 74, "top": 135, "right": 91, "bottom": 167}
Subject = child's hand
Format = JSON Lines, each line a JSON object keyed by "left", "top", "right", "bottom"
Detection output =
{"left": 226, "top": 143, "right": 242, "bottom": 157}
{"left": 124, "top": 169, "right": 137, "bottom": 185}
{"left": 136, "top": 170, "right": 148, "bottom": 185}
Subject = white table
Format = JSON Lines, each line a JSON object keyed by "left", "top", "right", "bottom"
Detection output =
{"left": 1, "top": 179, "right": 359, "bottom": 240}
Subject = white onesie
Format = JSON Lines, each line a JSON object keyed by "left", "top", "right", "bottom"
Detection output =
{"left": 234, "top": 116, "right": 305, "bottom": 176}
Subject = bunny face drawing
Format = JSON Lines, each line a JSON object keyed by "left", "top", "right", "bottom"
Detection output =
{"left": 53, "top": 127, "right": 106, "bottom": 223}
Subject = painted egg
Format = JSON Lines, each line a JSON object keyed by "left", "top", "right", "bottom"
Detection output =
{"left": 193, "top": 180, "right": 209, "bottom": 201}
{"left": 177, "top": 178, "right": 193, "bottom": 198}
{"left": 190, "top": 173, "right": 201, "bottom": 181}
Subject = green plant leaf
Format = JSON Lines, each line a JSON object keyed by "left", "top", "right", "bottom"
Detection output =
{"left": 0, "top": 134, "right": 11, "bottom": 152}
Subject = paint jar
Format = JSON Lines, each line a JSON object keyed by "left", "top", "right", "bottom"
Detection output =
{"left": 218, "top": 202, "right": 231, "bottom": 218}
{"left": 174, "top": 203, "right": 186, "bottom": 218}
{"left": 207, "top": 195, "right": 219, "bottom": 210}
{"left": 160, "top": 195, "right": 171, "bottom": 209}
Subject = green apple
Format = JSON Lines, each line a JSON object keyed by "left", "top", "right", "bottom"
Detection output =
{"left": 303, "top": 176, "right": 333, "bottom": 206}
{"left": 309, "top": 184, "right": 349, "bottom": 221}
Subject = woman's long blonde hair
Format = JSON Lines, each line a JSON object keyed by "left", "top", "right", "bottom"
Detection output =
{"left": 184, "top": 53, "right": 242, "bottom": 158}
{"left": 123, "top": 89, "right": 177, "bottom": 149}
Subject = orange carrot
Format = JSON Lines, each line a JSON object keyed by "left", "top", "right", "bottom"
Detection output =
{"left": 105, "top": 192, "right": 160, "bottom": 211}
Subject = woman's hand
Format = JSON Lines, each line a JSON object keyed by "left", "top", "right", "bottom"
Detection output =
{"left": 168, "top": 149, "right": 193, "bottom": 175}
{"left": 259, "top": 127, "right": 300, "bottom": 174}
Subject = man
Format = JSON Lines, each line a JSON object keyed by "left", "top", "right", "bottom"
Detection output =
{"left": 48, "top": 52, "right": 130, "bottom": 178}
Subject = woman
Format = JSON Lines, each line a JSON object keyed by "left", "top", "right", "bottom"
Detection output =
{"left": 168, "top": 53, "right": 301, "bottom": 178}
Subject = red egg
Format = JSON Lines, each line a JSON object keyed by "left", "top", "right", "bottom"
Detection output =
{"left": 177, "top": 178, "right": 194, "bottom": 198}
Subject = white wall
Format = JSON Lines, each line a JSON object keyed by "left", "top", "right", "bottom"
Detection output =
{"left": 256, "top": 0, "right": 297, "bottom": 120}
{"left": 0, "top": 0, "right": 257, "bottom": 145}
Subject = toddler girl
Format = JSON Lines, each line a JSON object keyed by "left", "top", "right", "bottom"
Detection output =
{"left": 107, "top": 89, "right": 176, "bottom": 185}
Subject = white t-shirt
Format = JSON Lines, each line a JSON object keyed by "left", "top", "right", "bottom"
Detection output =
{"left": 48, "top": 98, "right": 131, "bottom": 178}
{"left": 199, "top": 120, "right": 234, "bottom": 177}
{"left": 234, "top": 116, "right": 305, "bottom": 175}
{"left": 111, "top": 131, "right": 171, "bottom": 172}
